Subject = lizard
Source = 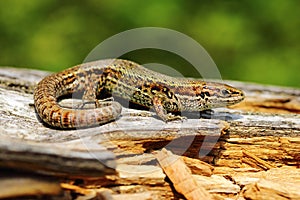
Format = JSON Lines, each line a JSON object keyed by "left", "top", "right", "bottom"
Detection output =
{"left": 34, "top": 59, "right": 244, "bottom": 129}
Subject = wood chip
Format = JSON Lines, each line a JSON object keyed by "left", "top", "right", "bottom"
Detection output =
{"left": 154, "top": 148, "right": 213, "bottom": 200}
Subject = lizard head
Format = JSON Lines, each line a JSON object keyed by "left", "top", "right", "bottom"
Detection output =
{"left": 197, "top": 81, "right": 245, "bottom": 109}
{"left": 177, "top": 81, "right": 245, "bottom": 111}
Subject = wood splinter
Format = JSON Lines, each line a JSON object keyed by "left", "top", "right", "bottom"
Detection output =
{"left": 154, "top": 148, "right": 213, "bottom": 200}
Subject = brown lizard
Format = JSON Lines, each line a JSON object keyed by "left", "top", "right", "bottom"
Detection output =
{"left": 34, "top": 59, "right": 244, "bottom": 128}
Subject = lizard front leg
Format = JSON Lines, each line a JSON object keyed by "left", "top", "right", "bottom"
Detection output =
{"left": 152, "top": 91, "right": 186, "bottom": 122}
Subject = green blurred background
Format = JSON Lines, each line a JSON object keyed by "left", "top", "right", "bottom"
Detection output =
{"left": 0, "top": 0, "right": 299, "bottom": 87}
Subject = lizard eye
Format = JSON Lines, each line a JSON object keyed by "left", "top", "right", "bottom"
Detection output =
{"left": 222, "top": 89, "right": 230, "bottom": 96}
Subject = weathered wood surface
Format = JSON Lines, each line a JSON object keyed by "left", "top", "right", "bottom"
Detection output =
{"left": 0, "top": 67, "right": 299, "bottom": 199}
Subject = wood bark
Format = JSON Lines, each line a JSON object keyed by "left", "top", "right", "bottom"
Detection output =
{"left": 0, "top": 67, "right": 299, "bottom": 200}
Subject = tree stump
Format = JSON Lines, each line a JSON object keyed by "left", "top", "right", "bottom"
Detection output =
{"left": 0, "top": 67, "right": 299, "bottom": 200}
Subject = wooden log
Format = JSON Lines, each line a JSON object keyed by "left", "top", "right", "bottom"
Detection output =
{"left": 0, "top": 67, "right": 299, "bottom": 199}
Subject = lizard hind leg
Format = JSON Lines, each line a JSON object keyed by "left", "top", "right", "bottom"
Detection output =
{"left": 80, "top": 87, "right": 115, "bottom": 109}
{"left": 75, "top": 86, "right": 98, "bottom": 109}
{"left": 73, "top": 85, "right": 122, "bottom": 127}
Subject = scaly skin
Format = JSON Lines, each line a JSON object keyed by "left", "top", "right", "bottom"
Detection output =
{"left": 34, "top": 59, "right": 244, "bottom": 128}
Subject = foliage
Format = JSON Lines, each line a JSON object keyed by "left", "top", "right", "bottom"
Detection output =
{"left": 0, "top": 0, "right": 299, "bottom": 87}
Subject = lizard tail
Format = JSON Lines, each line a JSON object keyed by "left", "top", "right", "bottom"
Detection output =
{"left": 34, "top": 71, "right": 122, "bottom": 129}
